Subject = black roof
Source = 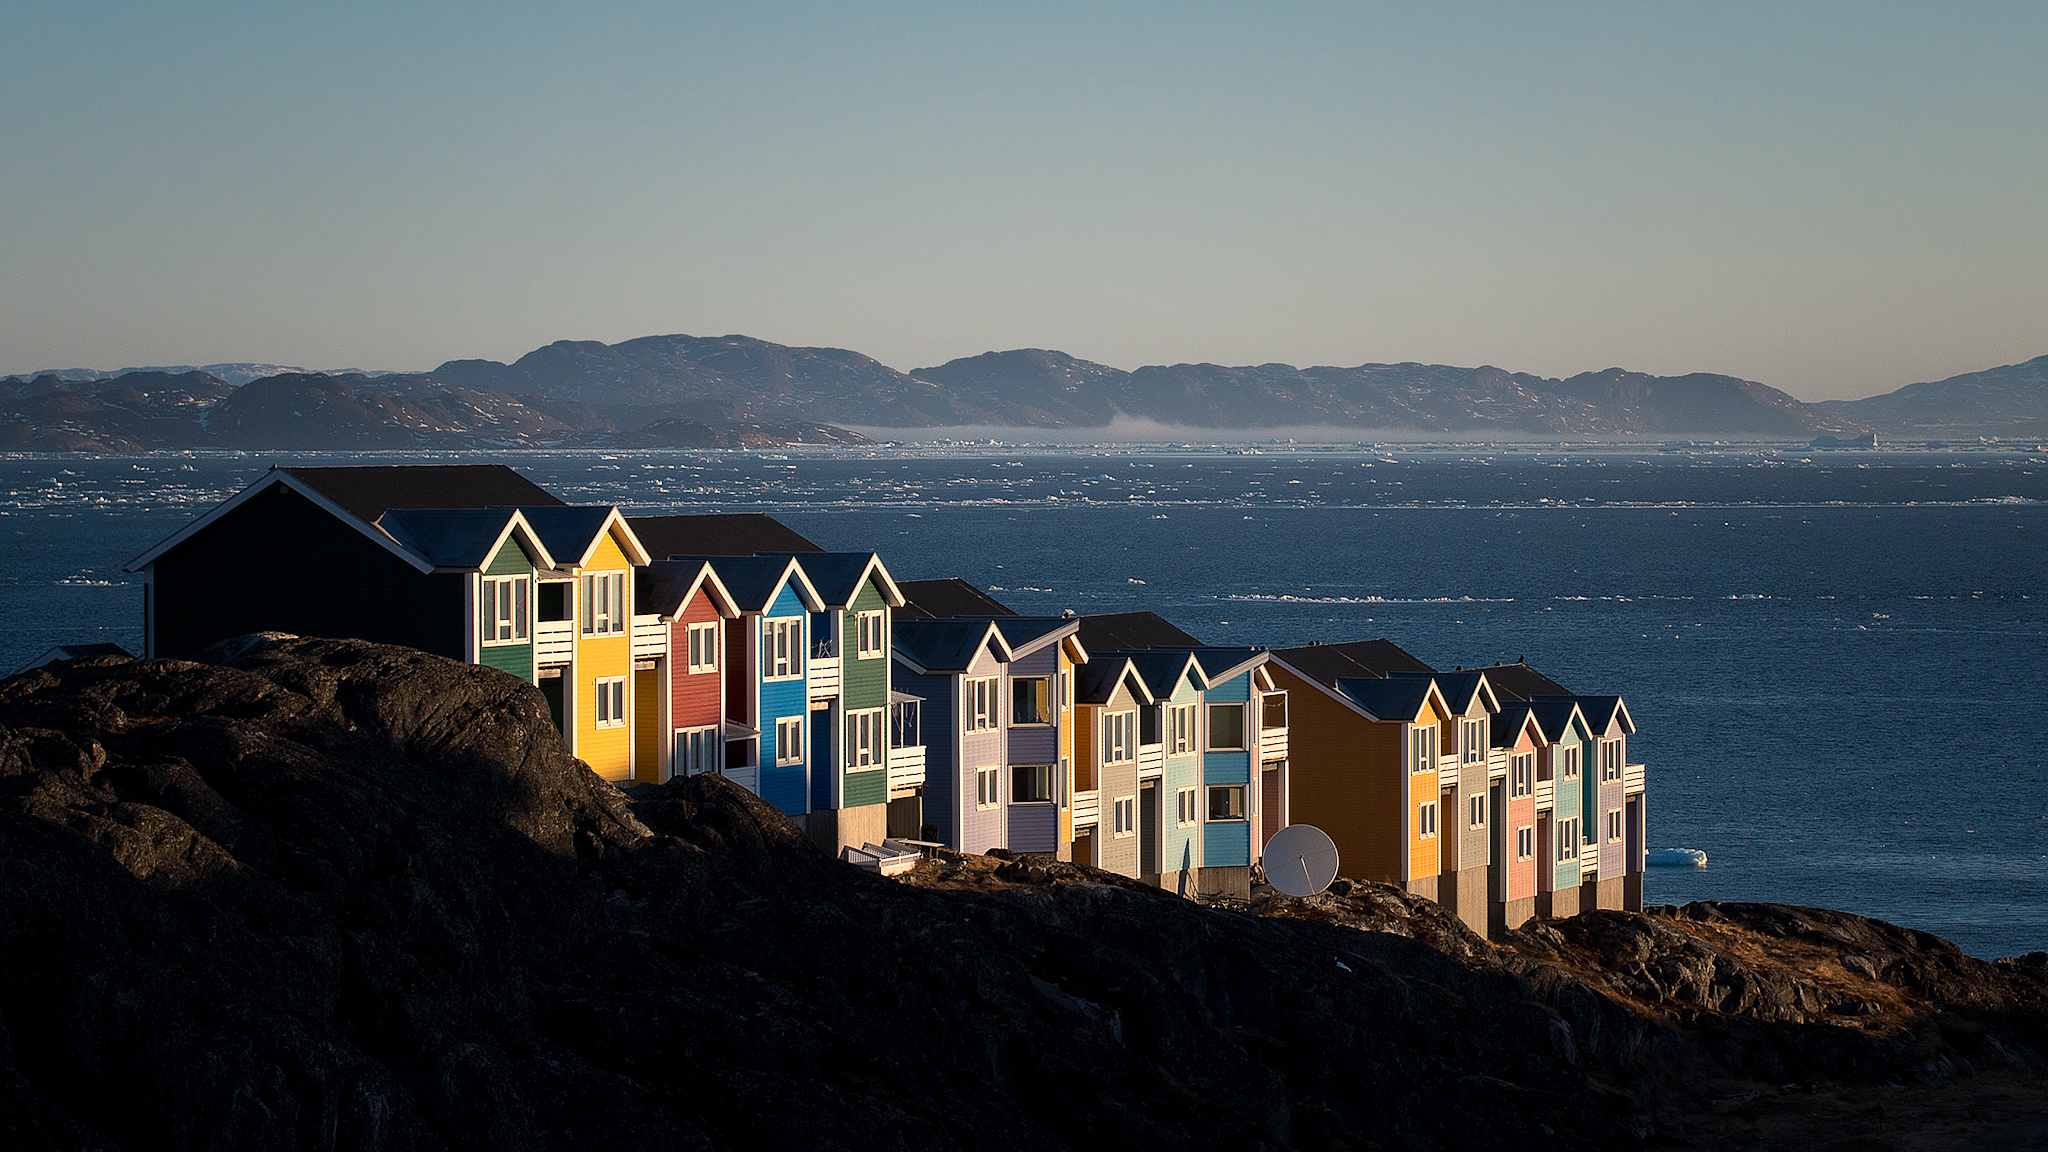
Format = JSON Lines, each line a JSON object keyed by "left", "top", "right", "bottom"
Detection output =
{"left": 1075, "top": 657, "right": 1147, "bottom": 705}
{"left": 1482, "top": 662, "right": 1573, "bottom": 701}
{"left": 282, "top": 465, "right": 560, "bottom": 523}
{"left": 1271, "top": 639, "right": 1432, "bottom": 687}
{"left": 1075, "top": 612, "right": 1202, "bottom": 652}
{"left": 627, "top": 513, "right": 820, "bottom": 559}
{"left": 1335, "top": 676, "right": 1436, "bottom": 722}
{"left": 896, "top": 578, "right": 1016, "bottom": 620}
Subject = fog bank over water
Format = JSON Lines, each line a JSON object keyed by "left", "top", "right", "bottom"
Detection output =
{"left": 846, "top": 415, "right": 1684, "bottom": 446}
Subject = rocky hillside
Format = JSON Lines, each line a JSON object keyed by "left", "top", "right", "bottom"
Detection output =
{"left": 1820, "top": 353, "right": 2048, "bottom": 439}
{"left": 4, "top": 639, "right": 2045, "bottom": 1150}
{"left": 0, "top": 370, "right": 868, "bottom": 452}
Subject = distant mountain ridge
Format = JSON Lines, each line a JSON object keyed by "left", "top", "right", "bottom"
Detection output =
{"left": 1819, "top": 354, "right": 2048, "bottom": 439}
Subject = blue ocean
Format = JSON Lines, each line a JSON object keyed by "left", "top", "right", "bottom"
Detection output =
{"left": 5, "top": 446, "right": 2044, "bottom": 958}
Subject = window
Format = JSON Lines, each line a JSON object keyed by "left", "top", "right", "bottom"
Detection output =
{"left": 1461, "top": 718, "right": 1486, "bottom": 765}
{"left": 1207, "top": 785, "right": 1246, "bottom": 821}
{"left": 977, "top": 765, "right": 1002, "bottom": 808}
{"left": 1509, "top": 753, "right": 1534, "bottom": 798}
{"left": 775, "top": 716, "right": 804, "bottom": 766}
{"left": 763, "top": 618, "right": 804, "bottom": 679}
{"left": 1468, "top": 793, "right": 1487, "bottom": 828}
{"left": 593, "top": 676, "right": 626, "bottom": 728}
{"left": 1207, "top": 703, "right": 1245, "bottom": 749}
{"left": 1409, "top": 725, "right": 1439, "bottom": 774}
{"left": 1112, "top": 795, "right": 1136, "bottom": 837}
{"left": 1600, "top": 739, "right": 1624, "bottom": 782}
{"left": 1103, "top": 710, "right": 1136, "bottom": 764}
{"left": 1175, "top": 786, "right": 1198, "bottom": 826}
{"left": 1516, "top": 825, "right": 1534, "bottom": 860}
{"left": 483, "top": 576, "right": 530, "bottom": 644}
{"left": 676, "top": 726, "right": 717, "bottom": 775}
{"left": 580, "top": 571, "right": 626, "bottom": 636}
{"left": 685, "top": 621, "right": 718, "bottom": 673}
{"left": 1013, "top": 764, "right": 1053, "bottom": 803}
{"left": 1261, "top": 691, "right": 1288, "bottom": 730}
{"left": 1012, "top": 677, "right": 1050, "bottom": 725}
{"left": 1559, "top": 745, "right": 1581, "bottom": 779}
{"left": 1417, "top": 800, "right": 1439, "bottom": 838}
{"left": 965, "top": 677, "right": 998, "bottom": 731}
{"left": 1169, "top": 704, "right": 1196, "bottom": 753}
{"left": 1558, "top": 817, "right": 1581, "bottom": 861}
{"left": 855, "top": 610, "right": 886, "bottom": 659}
{"left": 1607, "top": 808, "right": 1624, "bottom": 842}
{"left": 846, "top": 708, "right": 884, "bottom": 768}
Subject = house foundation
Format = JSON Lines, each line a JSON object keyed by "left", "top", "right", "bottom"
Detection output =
{"left": 1199, "top": 865, "right": 1252, "bottom": 901}
{"left": 1439, "top": 865, "right": 1489, "bottom": 935}
{"left": 885, "top": 795, "right": 923, "bottom": 840}
{"left": 1623, "top": 872, "right": 1644, "bottom": 912}
{"left": 807, "top": 801, "right": 889, "bottom": 857}
{"left": 1490, "top": 896, "right": 1537, "bottom": 936}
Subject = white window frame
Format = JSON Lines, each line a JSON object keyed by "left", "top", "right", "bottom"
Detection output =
{"left": 1516, "top": 825, "right": 1534, "bottom": 861}
{"left": 482, "top": 576, "right": 530, "bottom": 645}
{"left": 1169, "top": 704, "right": 1195, "bottom": 754}
{"left": 1417, "top": 800, "right": 1439, "bottom": 839}
{"left": 675, "top": 725, "right": 718, "bottom": 776}
{"left": 1103, "top": 710, "right": 1136, "bottom": 764}
{"left": 1509, "top": 752, "right": 1534, "bottom": 798}
{"left": 1558, "top": 817, "right": 1581, "bottom": 861}
{"left": 1560, "top": 744, "right": 1581, "bottom": 779}
{"left": 854, "top": 610, "right": 885, "bottom": 658}
{"left": 1600, "top": 738, "right": 1624, "bottom": 782}
{"left": 580, "top": 571, "right": 627, "bottom": 637}
{"left": 775, "top": 716, "right": 805, "bottom": 766}
{"left": 685, "top": 621, "right": 718, "bottom": 673}
{"left": 976, "top": 765, "right": 1001, "bottom": 809}
{"left": 593, "top": 675, "right": 627, "bottom": 728}
{"left": 1112, "top": 795, "right": 1136, "bottom": 837}
{"left": 964, "top": 677, "right": 999, "bottom": 732}
{"left": 1206, "top": 702, "right": 1245, "bottom": 750}
{"left": 1461, "top": 718, "right": 1486, "bottom": 765}
{"left": 846, "top": 708, "right": 885, "bottom": 768}
{"left": 1468, "top": 793, "right": 1487, "bottom": 828}
{"left": 1607, "top": 808, "right": 1624, "bottom": 842}
{"left": 1174, "top": 786, "right": 1198, "bottom": 826}
{"left": 1410, "top": 724, "right": 1439, "bottom": 774}
{"left": 764, "top": 617, "right": 804, "bottom": 680}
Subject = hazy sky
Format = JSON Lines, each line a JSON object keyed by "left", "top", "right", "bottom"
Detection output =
{"left": 4, "top": 3, "right": 2044, "bottom": 400}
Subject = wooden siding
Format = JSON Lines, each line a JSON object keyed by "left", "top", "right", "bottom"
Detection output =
{"left": 838, "top": 578, "right": 891, "bottom": 811}
{"left": 151, "top": 483, "right": 465, "bottom": 660}
{"left": 897, "top": 666, "right": 959, "bottom": 843}
{"left": 477, "top": 535, "right": 538, "bottom": 682}
{"left": 1095, "top": 679, "right": 1142, "bottom": 879}
{"left": 959, "top": 642, "right": 1006, "bottom": 855}
{"left": 670, "top": 592, "right": 723, "bottom": 733}
{"left": 1504, "top": 727, "right": 1538, "bottom": 904}
{"left": 1202, "top": 669, "right": 1253, "bottom": 867}
{"left": 1407, "top": 700, "right": 1444, "bottom": 883}
{"left": 572, "top": 533, "right": 634, "bottom": 782}
{"left": 757, "top": 583, "right": 811, "bottom": 815}
{"left": 1160, "top": 668, "right": 1204, "bottom": 883}
{"left": 1267, "top": 664, "right": 1406, "bottom": 884}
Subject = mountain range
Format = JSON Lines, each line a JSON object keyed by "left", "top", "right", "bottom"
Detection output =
{"left": 8, "top": 335, "right": 2046, "bottom": 451}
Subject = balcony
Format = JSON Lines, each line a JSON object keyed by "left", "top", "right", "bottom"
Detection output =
{"left": 1437, "top": 753, "right": 1459, "bottom": 776}
{"left": 535, "top": 620, "right": 574, "bottom": 665}
{"left": 1137, "top": 745, "right": 1165, "bottom": 777}
{"left": 1534, "top": 776, "right": 1555, "bottom": 811}
{"left": 1258, "top": 725, "right": 1288, "bottom": 763}
{"left": 1624, "top": 762, "right": 1645, "bottom": 794}
{"left": 631, "top": 614, "right": 667, "bottom": 660}
{"left": 1071, "top": 789, "right": 1099, "bottom": 830}
{"left": 808, "top": 656, "right": 841, "bottom": 700}
{"left": 888, "top": 744, "right": 925, "bottom": 794}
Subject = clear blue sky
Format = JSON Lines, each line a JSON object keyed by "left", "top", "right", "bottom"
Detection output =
{"left": 4, "top": 2, "right": 2044, "bottom": 400}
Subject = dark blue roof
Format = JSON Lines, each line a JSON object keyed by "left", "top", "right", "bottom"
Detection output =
{"left": 1075, "top": 657, "right": 1147, "bottom": 706}
{"left": 985, "top": 616, "right": 1078, "bottom": 654}
{"left": 1272, "top": 639, "right": 1432, "bottom": 688}
{"left": 1335, "top": 676, "right": 1435, "bottom": 722}
{"left": 636, "top": 559, "right": 720, "bottom": 617}
{"left": 513, "top": 506, "right": 619, "bottom": 566}
{"left": 1394, "top": 668, "right": 1488, "bottom": 714}
{"left": 1491, "top": 702, "right": 1536, "bottom": 749}
{"left": 762, "top": 552, "right": 887, "bottom": 608}
{"left": 1119, "top": 650, "right": 1202, "bottom": 698}
{"left": 892, "top": 618, "right": 1004, "bottom": 673}
{"left": 1529, "top": 699, "right": 1585, "bottom": 742}
{"left": 676, "top": 555, "right": 803, "bottom": 614}
{"left": 376, "top": 508, "right": 528, "bottom": 569}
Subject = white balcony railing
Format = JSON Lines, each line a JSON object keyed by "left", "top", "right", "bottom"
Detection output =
{"left": 1137, "top": 745, "right": 1165, "bottom": 776}
{"left": 1624, "top": 762, "right": 1645, "bottom": 794}
{"left": 535, "top": 620, "right": 574, "bottom": 665}
{"left": 888, "top": 744, "right": 925, "bottom": 794}
{"left": 1534, "top": 777, "right": 1555, "bottom": 811}
{"left": 1437, "top": 753, "right": 1459, "bottom": 776}
{"left": 1259, "top": 726, "right": 1288, "bottom": 763}
{"left": 808, "top": 656, "right": 841, "bottom": 700}
{"left": 1071, "top": 789, "right": 1100, "bottom": 829}
{"left": 631, "top": 614, "right": 667, "bottom": 660}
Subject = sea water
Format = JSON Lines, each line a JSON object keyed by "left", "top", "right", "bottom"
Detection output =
{"left": 4, "top": 446, "right": 2044, "bottom": 958}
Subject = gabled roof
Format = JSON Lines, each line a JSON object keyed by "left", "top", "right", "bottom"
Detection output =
{"left": 1165, "top": 646, "right": 1269, "bottom": 685}
{"left": 1269, "top": 639, "right": 1433, "bottom": 688}
{"left": 1334, "top": 676, "right": 1444, "bottom": 724}
{"left": 626, "top": 513, "right": 821, "bottom": 559}
{"left": 676, "top": 555, "right": 823, "bottom": 615}
{"left": 895, "top": 578, "right": 1017, "bottom": 620}
{"left": 984, "top": 616, "right": 1084, "bottom": 662}
{"left": 1540, "top": 693, "right": 1635, "bottom": 735}
{"left": 127, "top": 465, "right": 570, "bottom": 575}
{"left": 1075, "top": 611, "right": 1203, "bottom": 652}
{"left": 378, "top": 508, "right": 557, "bottom": 571}
{"left": 892, "top": 618, "right": 1014, "bottom": 675}
{"left": 516, "top": 505, "right": 650, "bottom": 569}
{"left": 1075, "top": 656, "right": 1155, "bottom": 707}
{"left": 1119, "top": 650, "right": 1207, "bottom": 699}
{"left": 764, "top": 552, "right": 904, "bottom": 609}
{"left": 1491, "top": 702, "right": 1547, "bottom": 750}
{"left": 1481, "top": 661, "right": 1573, "bottom": 701}
{"left": 636, "top": 559, "right": 740, "bottom": 621}
{"left": 1391, "top": 668, "right": 1498, "bottom": 715}
{"left": 1528, "top": 699, "right": 1588, "bottom": 744}
{"left": 282, "top": 464, "right": 561, "bottom": 522}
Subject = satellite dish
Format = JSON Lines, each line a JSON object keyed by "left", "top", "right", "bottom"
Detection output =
{"left": 1263, "top": 824, "right": 1340, "bottom": 897}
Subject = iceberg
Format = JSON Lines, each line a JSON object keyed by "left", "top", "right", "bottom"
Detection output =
{"left": 1646, "top": 848, "right": 1708, "bottom": 868}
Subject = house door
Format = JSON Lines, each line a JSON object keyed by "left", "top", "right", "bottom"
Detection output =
{"left": 1488, "top": 782, "right": 1506, "bottom": 901}
{"left": 1537, "top": 814, "right": 1554, "bottom": 892}
{"left": 1139, "top": 781, "right": 1162, "bottom": 879}
{"left": 537, "top": 673, "right": 565, "bottom": 736}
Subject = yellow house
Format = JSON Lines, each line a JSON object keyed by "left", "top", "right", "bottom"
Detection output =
{"left": 521, "top": 507, "right": 651, "bottom": 783}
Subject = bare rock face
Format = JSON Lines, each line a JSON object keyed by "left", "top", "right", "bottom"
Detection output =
{"left": 0, "top": 638, "right": 1649, "bottom": 1151}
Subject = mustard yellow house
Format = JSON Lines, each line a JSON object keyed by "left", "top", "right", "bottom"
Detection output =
{"left": 519, "top": 506, "right": 651, "bottom": 783}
